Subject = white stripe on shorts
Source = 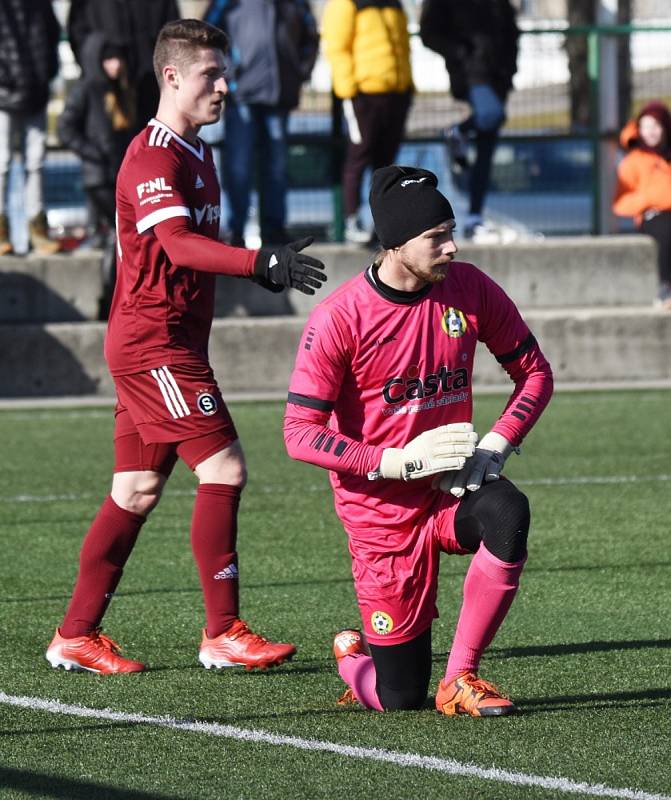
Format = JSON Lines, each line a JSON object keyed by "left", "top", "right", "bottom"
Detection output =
{"left": 150, "top": 367, "right": 191, "bottom": 419}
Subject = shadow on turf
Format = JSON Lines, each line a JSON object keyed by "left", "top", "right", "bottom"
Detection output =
{"left": 0, "top": 766, "right": 181, "bottom": 800}
{"left": 1, "top": 576, "right": 353, "bottom": 604}
{"left": 514, "top": 686, "right": 671, "bottom": 714}
{"left": 433, "top": 638, "right": 671, "bottom": 661}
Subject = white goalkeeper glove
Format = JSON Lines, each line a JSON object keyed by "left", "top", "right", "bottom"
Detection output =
{"left": 437, "top": 431, "right": 517, "bottom": 497}
{"left": 374, "top": 423, "right": 478, "bottom": 481}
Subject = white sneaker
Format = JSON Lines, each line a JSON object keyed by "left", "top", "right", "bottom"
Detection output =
{"left": 344, "top": 215, "right": 370, "bottom": 245}
{"left": 464, "top": 215, "right": 502, "bottom": 244}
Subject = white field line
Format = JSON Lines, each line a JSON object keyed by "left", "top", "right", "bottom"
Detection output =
{"left": 0, "top": 693, "right": 668, "bottom": 800}
{"left": 1, "top": 474, "right": 671, "bottom": 505}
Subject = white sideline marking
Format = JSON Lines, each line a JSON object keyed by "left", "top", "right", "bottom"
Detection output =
{"left": 1, "top": 474, "right": 671, "bottom": 505}
{"left": 518, "top": 474, "right": 671, "bottom": 487}
{"left": 0, "top": 693, "right": 668, "bottom": 800}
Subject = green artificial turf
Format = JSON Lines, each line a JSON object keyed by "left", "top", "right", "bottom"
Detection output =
{"left": 0, "top": 391, "right": 669, "bottom": 800}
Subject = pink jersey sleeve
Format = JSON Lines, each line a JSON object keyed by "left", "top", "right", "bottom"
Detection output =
{"left": 284, "top": 303, "right": 384, "bottom": 476}
{"left": 475, "top": 269, "right": 553, "bottom": 446}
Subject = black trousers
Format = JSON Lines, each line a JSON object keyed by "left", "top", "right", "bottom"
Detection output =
{"left": 342, "top": 91, "right": 412, "bottom": 216}
{"left": 640, "top": 210, "right": 671, "bottom": 288}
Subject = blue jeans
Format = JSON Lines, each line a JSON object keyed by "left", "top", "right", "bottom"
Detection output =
{"left": 224, "top": 101, "right": 289, "bottom": 243}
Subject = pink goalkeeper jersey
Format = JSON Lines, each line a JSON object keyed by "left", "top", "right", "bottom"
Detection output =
{"left": 285, "top": 261, "right": 553, "bottom": 531}
{"left": 105, "top": 119, "right": 222, "bottom": 375}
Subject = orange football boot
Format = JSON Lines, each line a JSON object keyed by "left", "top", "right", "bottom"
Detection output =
{"left": 333, "top": 629, "right": 371, "bottom": 706}
{"left": 46, "top": 628, "right": 146, "bottom": 673}
{"left": 436, "top": 672, "right": 516, "bottom": 716}
{"left": 199, "top": 619, "right": 296, "bottom": 670}
{"left": 333, "top": 629, "right": 370, "bottom": 661}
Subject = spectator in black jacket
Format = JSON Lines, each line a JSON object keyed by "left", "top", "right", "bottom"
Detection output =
{"left": 204, "top": 0, "right": 319, "bottom": 247}
{"left": 0, "top": 0, "right": 61, "bottom": 255}
{"left": 420, "top": 0, "right": 519, "bottom": 240}
{"left": 67, "top": 0, "right": 180, "bottom": 133}
{"left": 58, "top": 32, "right": 136, "bottom": 317}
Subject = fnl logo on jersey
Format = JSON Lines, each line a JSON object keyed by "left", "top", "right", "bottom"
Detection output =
{"left": 136, "top": 177, "right": 173, "bottom": 199}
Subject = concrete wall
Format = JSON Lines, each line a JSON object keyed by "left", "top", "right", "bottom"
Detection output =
{"left": 0, "top": 253, "right": 103, "bottom": 323}
{"left": 2, "top": 308, "right": 670, "bottom": 398}
{"left": 1, "top": 235, "right": 658, "bottom": 323}
{"left": 1, "top": 235, "right": 669, "bottom": 398}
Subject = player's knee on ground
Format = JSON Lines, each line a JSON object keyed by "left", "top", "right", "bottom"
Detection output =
{"left": 369, "top": 628, "right": 432, "bottom": 711}
{"left": 455, "top": 480, "right": 530, "bottom": 562}
{"left": 377, "top": 681, "right": 429, "bottom": 711}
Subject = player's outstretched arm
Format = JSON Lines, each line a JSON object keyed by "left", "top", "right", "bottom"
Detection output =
{"left": 254, "top": 237, "right": 327, "bottom": 296}
{"left": 376, "top": 423, "right": 478, "bottom": 481}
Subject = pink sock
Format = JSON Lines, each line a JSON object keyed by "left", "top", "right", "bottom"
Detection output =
{"left": 444, "top": 545, "right": 526, "bottom": 684}
{"left": 338, "top": 654, "right": 384, "bottom": 711}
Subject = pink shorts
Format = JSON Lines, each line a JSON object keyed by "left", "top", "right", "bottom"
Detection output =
{"left": 348, "top": 491, "right": 470, "bottom": 646}
{"left": 113, "top": 363, "right": 238, "bottom": 473}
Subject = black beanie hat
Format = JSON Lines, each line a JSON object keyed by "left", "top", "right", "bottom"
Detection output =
{"left": 369, "top": 166, "right": 454, "bottom": 249}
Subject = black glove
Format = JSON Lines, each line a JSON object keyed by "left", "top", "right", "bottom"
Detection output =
{"left": 253, "top": 237, "right": 327, "bottom": 295}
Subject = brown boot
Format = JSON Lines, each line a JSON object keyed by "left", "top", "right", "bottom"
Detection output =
{"left": 0, "top": 213, "right": 13, "bottom": 255}
{"left": 29, "top": 211, "right": 60, "bottom": 255}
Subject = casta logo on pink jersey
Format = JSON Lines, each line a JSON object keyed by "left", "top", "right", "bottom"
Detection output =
{"left": 382, "top": 365, "right": 469, "bottom": 404}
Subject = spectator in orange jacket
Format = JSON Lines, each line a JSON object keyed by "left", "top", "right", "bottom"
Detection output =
{"left": 613, "top": 101, "right": 671, "bottom": 310}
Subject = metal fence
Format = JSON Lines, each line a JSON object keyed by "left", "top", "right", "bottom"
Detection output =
{"left": 282, "top": 23, "right": 671, "bottom": 240}
{"left": 27, "top": 22, "right": 671, "bottom": 251}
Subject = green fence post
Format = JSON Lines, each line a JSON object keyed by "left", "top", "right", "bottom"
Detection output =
{"left": 588, "top": 27, "right": 601, "bottom": 235}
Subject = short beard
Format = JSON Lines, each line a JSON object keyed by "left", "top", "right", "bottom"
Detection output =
{"left": 399, "top": 252, "right": 450, "bottom": 284}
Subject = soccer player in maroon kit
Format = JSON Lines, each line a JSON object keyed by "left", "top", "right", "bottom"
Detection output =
{"left": 284, "top": 165, "right": 553, "bottom": 715}
{"left": 46, "top": 19, "right": 326, "bottom": 674}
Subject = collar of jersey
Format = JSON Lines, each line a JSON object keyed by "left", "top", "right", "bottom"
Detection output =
{"left": 365, "top": 264, "right": 432, "bottom": 304}
{"left": 148, "top": 118, "right": 205, "bottom": 161}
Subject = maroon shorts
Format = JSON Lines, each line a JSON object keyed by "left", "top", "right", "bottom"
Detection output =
{"left": 113, "top": 363, "right": 238, "bottom": 473}
{"left": 348, "top": 491, "right": 470, "bottom": 646}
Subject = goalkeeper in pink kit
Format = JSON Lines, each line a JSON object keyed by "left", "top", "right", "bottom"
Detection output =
{"left": 284, "top": 165, "right": 553, "bottom": 716}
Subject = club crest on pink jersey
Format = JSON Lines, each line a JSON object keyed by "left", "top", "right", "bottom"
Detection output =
{"left": 442, "top": 307, "right": 467, "bottom": 338}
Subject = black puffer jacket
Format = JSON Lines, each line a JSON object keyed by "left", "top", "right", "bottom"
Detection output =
{"left": 57, "top": 33, "right": 134, "bottom": 188}
{"left": 419, "top": 0, "right": 518, "bottom": 102}
{"left": 67, "top": 0, "right": 180, "bottom": 127}
{"left": 205, "top": 0, "right": 319, "bottom": 109}
{"left": 0, "top": 0, "right": 60, "bottom": 114}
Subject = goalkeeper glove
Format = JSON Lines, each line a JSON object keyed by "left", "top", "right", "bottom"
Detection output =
{"left": 254, "top": 237, "right": 327, "bottom": 295}
{"left": 438, "top": 431, "right": 517, "bottom": 497}
{"left": 374, "top": 423, "right": 477, "bottom": 481}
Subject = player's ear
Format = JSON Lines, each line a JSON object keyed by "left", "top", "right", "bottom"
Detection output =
{"left": 163, "top": 64, "right": 179, "bottom": 89}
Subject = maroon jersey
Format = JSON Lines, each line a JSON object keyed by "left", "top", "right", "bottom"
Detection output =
{"left": 105, "top": 119, "right": 223, "bottom": 375}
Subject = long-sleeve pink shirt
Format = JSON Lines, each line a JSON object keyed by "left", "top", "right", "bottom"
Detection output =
{"left": 284, "top": 261, "right": 553, "bottom": 531}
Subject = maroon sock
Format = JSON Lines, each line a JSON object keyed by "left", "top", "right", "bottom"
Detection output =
{"left": 60, "top": 496, "right": 145, "bottom": 638}
{"left": 191, "top": 483, "right": 241, "bottom": 638}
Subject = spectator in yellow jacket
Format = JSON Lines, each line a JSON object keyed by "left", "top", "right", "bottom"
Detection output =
{"left": 613, "top": 101, "right": 671, "bottom": 309}
{"left": 322, "top": 0, "right": 412, "bottom": 244}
